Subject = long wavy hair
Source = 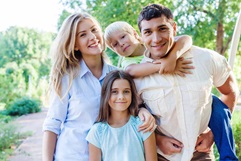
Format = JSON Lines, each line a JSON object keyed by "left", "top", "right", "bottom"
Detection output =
{"left": 96, "top": 70, "right": 139, "bottom": 123}
{"left": 49, "top": 12, "right": 107, "bottom": 98}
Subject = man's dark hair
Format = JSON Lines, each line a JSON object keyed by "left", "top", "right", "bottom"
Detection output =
{"left": 138, "top": 4, "right": 174, "bottom": 31}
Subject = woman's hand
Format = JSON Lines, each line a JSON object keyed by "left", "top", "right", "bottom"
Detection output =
{"left": 138, "top": 107, "right": 156, "bottom": 133}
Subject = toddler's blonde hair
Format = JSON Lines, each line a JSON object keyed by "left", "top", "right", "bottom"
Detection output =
{"left": 104, "top": 21, "right": 141, "bottom": 49}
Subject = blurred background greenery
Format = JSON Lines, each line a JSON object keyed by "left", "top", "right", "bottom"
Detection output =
{"left": 0, "top": 0, "right": 240, "bottom": 160}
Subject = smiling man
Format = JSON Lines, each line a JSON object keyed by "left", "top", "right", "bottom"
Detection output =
{"left": 134, "top": 3, "right": 239, "bottom": 161}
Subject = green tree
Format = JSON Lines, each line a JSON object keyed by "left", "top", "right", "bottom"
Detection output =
{"left": 174, "top": 0, "right": 241, "bottom": 56}
{"left": 0, "top": 27, "right": 54, "bottom": 108}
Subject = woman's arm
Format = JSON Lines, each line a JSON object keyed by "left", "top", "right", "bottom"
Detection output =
{"left": 144, "top": 133, "right": 158, "bottom": 161}
{"left": 42, "top": 131, "right": 57, "bottom": 161}
{"left": 89, "top": 143, "right": 101, "bottom": 161}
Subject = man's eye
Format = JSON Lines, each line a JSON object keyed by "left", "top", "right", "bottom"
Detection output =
{"left": 160, "top": 28, "right": 167, "bottom": 31}
{"left": 144, "top": 31, "right": 151, "bottom": 35}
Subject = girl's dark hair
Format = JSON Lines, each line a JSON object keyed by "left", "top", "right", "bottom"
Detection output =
{"left": 138, "top": 3, "right": 174, "bottom": 31}
{"left": 96, "top": 70, "right": 139, "bottom": 123}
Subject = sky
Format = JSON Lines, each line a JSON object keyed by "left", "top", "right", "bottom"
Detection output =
{"left": 0, "top": 0, "right": 64, "bottom": 33}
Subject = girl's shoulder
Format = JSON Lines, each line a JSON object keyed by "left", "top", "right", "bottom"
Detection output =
{"left": 129, "top": 115, "right": 142, "bottom": 127}
{"left": 91, "top": 122, "right": 109, "bottom": 134}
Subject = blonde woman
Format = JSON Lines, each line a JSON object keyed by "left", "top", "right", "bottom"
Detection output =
{"left": 42, "top": 12, "right": 155, "bottom": 161}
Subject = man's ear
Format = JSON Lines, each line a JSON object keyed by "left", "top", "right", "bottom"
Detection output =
{"left": 173, "top": 22, "right": 177, "bottom": 36}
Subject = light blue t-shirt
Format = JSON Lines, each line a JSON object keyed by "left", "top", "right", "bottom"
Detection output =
{"left": 86, "top": 115, "right": 153, "bottom": 161}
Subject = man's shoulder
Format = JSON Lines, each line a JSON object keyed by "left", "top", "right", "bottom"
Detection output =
{"left": 190, "top": 45, "right": 218, "bottom": 54}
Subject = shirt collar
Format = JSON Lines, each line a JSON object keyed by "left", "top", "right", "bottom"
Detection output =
{"left": 79, "top": 59, "right": 110, "bottom": 80}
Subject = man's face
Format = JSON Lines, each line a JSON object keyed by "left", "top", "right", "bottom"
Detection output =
{"left": 140, "top": 15, "right": 176, "bottom": 60}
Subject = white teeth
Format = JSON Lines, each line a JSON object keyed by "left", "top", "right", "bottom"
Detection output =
{"left": 89, "top": 42, "right": 98, "bottom": 47}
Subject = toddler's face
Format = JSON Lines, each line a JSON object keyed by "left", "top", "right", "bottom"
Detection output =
{"left": 109, "top": 31, "right": 139, "bottom": 57}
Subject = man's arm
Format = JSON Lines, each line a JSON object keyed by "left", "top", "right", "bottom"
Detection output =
{"left": 195, "top": 72, "right": 239, "bottom": 152}
{"left": 155, "top": 129, "right": 183, "bottom": 155}
{"left": 155, "top": 134, "right": 183, "bottom": 155}
{"left": 217, "top": 72, "right": 239, "bottom": 113}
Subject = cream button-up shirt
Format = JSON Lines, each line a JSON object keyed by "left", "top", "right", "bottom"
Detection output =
{"left": 134, "top": 46, "right": 231, "bottom": 161}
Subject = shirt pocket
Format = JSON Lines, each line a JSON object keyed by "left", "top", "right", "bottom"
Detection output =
{"left": 184, "top": 81, "right": 211, "bottom": 107}
{"left": 141, "top": 88, "right": 168, "bottom": 117}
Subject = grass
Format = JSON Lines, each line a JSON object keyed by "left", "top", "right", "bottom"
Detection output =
{"left": 0, "top": 115, "right": 32, "bottom": 161}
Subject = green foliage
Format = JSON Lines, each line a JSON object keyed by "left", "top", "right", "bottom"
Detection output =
{"left": 86, "top": 0, "right": 173, "bottom": 31}
{"left": 0, "top": 114, "right": 31, "bottom": 160}
{"left": 174, "top": 0, "right": 241, "bottom": 55}
{"left": 0, "top": 26, "right": 53, "bottom": 109}
{"left": 232, "top": 111, "right": 241, "bottom": 160}
{"left": 5, "top": 97, "right": 41, "bottom": 116}
{"left": 0, "top": 122, "right": 20, "bottom": 158}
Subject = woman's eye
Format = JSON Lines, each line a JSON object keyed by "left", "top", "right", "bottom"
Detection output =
{"left": 92, "top": 28, "right": 98, "bottom": 32}
{"left": 80, "top": 33, "right": 86, "bottom": 37}
{"left": 121, "top": 35, "right": 125, "bottom": 39}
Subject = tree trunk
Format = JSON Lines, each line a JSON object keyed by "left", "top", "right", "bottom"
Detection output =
{"left": 216, "top": 21, "right": 224, "bottom": 55}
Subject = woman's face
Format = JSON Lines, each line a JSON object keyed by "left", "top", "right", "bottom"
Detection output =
{"left": 74, "top": 19, "right": 104, "bottom": 57}
{"left": 109, "top": 31, "right": 140, "bottom": 57}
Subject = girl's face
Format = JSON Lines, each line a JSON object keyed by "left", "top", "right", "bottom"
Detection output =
{"left": 109, "top": 31, "right": 139, "bottom": 57}
{"left": 108, "top": 79, "right": 132, "bottom": 113}
{"left": 74, "top": 19, "right": 103, "bottom": 58}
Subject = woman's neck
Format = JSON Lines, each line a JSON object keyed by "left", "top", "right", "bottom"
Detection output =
{"left": 131, "top": 43, "right": 146, "bottom": 57}
{"left": 108, "top": 112, "right": 130, "bottom": 128}
{"left": 82, "top": 55, "right": 103, "bottom": 79}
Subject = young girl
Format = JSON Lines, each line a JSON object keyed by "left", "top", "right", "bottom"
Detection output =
{"left": 104, "top": 21, "right": 194, "bottom": 77}
{"left": 42, "top": 13, "right": 155, "bottom": 161}
{"left": 86, "top": 70, "right": 157, "bottom": 161}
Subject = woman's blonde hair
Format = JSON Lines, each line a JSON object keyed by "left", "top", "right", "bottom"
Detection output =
{"left": 49, "top": 12, "right": 106, "bottom": 98}
{"left": 104, "top": 21, "right": 142, "bottom": 50}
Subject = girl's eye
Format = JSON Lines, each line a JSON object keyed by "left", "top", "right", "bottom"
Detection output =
{"left": 111, "top": 90, "right": 118, "bottom": 94}
{"left": 124, "top": 90, "right": 131, "bottom": 94}
{"left": 121, "top": 35, "right": 125, "bottom": 39}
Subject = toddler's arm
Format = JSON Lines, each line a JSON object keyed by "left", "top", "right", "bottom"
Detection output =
{"left": 157, "top": 35, "right": 193, "bottom": 74}
{"left": 125, "top": 62, "right": 161, "bottom": 78}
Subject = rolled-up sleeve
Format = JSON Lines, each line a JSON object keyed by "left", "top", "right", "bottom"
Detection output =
{"left": 43, "top": 76, "right": 69, "bottom": 135}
